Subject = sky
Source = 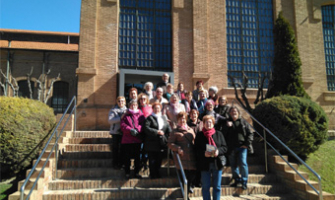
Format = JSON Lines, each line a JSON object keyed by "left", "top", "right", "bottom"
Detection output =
{"left": 0, "top": 0, "right": 81, "bottom": 33}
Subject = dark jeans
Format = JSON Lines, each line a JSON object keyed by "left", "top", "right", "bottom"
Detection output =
{"left": 112, "top": 134, "right": 122, "bottom": 168}
{"left": 229, "top": 147, "right": 248, "bottom": 184}
{"left": 122, "top": 143, "right": 141, "bottom": 175}
{"left": 148, "top": 151, "right": 163, "bottom": 178}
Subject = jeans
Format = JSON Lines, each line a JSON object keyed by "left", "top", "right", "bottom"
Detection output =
{"left": 229, "top": 147, "right": 248, "bottom": 184}
{"left": 201, "top": 163, "right": 222, "bottom": 200}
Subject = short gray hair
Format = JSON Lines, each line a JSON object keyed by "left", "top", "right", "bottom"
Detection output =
{"left": 144, "top": 82, "right": 153, "bottom": 90}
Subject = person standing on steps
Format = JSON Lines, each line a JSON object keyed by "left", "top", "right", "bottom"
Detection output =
{"left": 225, "top": 106, "right": 254, "bottom": 190}
{"left": 108, "top": 96, "right": 127, "bottom": 169}
{"left": 194, "top": 115, "right": 227, "bottom": 200}
{"left": 156, "top": 73, "right": 170, "bottom": 94}
{"left": 120, "top": 99, "right": 145, "bottom": 179}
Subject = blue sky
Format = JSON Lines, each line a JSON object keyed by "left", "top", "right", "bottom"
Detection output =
{"left": 0, "top": 0, "right": 81, "bottom": 33}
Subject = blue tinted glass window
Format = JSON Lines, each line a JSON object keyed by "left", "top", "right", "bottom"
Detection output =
{"left": 226, "top": 0, "right": 274, "bottom": 88}
{"left": 322, "top": 5, "right": 335, "bottom": 91}
{"left": 119, "top": 0, "right": 172, "bottom": 71}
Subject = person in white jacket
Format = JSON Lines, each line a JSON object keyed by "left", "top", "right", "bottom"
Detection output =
{"left": 108, "top": 96, "right": 127, "bottom": 169}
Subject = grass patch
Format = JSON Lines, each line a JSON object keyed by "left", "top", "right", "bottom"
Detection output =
{"left": 299, "top": 140, "right": 335, "bottom": 194}
{"left": 0, "top": 182, "right": 13, "bottom": 200}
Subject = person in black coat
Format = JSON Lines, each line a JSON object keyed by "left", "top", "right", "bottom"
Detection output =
{"left": 225, "top": 105, "right": 254, "bottom": 190}
{"left": 143, "top": 102, "right": 172, "bottom": 179}
{"left": 194, "top": 115, "right": 227, "bottom": 200}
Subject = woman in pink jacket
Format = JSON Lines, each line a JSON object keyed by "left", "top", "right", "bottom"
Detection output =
{"left": 121, "top": 99, "right": 146, "bottom": 179}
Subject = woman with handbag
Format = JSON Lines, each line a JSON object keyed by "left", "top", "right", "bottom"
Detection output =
{"left": 108, "top": 96, "right": 127, "bottom": 169}
{"left": 168, "top": 111, "right": 196, "bottom": 196}
{"left": 194, "top": 115, "right": 227, "bottom": 200}
{"left": 120, "top": 99, "right": 145, "bottom": 179}
{"left": 143, "top": 102, "right": 172, "bottom": 179}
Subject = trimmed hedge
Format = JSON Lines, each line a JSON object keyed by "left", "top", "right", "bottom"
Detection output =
{"left": 253, "top": 95, "right": 328, "bottom": 158}
{"left": 0, "top": 97, "right": 56, "bottom": 176}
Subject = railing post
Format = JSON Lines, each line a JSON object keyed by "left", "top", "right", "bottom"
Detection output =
{"left": 74, "top": 97, "right": 77, "bottom": 132}
{"left": 54, "top": 131, "right": 58, "bottom": 180}
{"left": 183, "top": 182, "right": 187, "bottom": 200}
{"left": 318, "top": 179, "right": 323, "bottom": 200}
{"left": 167, "top": 149, "right": 170, "bottom": 176}
{"left": 263, "top": 128, "right": 268, "bottom": 173}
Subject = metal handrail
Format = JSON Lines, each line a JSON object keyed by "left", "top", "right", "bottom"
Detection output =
{"left": 170, "top": 150, "right": 188, "bottom": 200}
{"left": 20, "top": 96, "right": 77, "bottom": 200}
{"left": 231, "top": 99, "right": 323, "bottom": 200}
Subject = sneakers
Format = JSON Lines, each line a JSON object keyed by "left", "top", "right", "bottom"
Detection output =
{"left": 230, "top": 181, "right": 242, "bottom": 188}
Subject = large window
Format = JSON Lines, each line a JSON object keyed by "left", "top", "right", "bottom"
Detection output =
{"left": 119, "top": 0, "right": 172, "bottom": 71}
{"left": 51, "top": 81, "right": 69, "bottom": 113}
{"left": 322, "top": 5, "right": 335, "bottom": 91}
{"left": 226, "top": 0, "right": 274, "bottom": 88}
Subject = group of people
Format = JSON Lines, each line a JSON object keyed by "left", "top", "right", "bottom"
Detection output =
{"left": 108, "top": 73, "right": 254, "bottom": 200}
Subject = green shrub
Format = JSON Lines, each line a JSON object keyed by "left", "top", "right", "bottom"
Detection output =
{"left": 0, "top": 97, "right": 56, "bottom": 176}
{"left": 253, "top": 95, "right": 328, "bottom": 158}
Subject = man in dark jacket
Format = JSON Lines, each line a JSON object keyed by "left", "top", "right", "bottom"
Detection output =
{"left": 225, "top": 106, "right": 254, "bottom": 190}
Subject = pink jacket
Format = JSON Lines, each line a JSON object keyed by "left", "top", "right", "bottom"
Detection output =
{"left": 140, "top": 105, "right": 153, "bottom": 118}
{"left": 121, "top": 110, "right": 145, "bottom": 144}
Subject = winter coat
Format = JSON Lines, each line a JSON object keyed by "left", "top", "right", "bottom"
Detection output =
{"left": 225, "top": 118, "right": 254, "bottom": 154}
{"left": 168, "top": 126, "right": 196, "bottom": 170}
{"left": 120, "top": 110, "right": 145, "bottom": 144}
{"left": 197, "top": 99, "right": 208, "bottom": 115}
{"left": 214, "top": 104, "right": 230, "bottom": 119}
{"left": 143, "top": 114, "right": 172, "bottom": 152}
{"left": 187, "top": 119, "right": 203, "bottom": 135}
{"left": 194, "top": 130, "right": 227, "bottom": 171}
{"left": 108, "top": 105, "right": 127, "bottom": 134}
{"left": 181, "top": 99, "right": 198, "bottom": 113}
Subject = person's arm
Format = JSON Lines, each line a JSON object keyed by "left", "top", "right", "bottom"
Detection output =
{"left": 216, "top": 131, "right": 228, "bottom": 155}
{"left": 108, "top": 108, "right": 121, "bottom": 125}
{"left": 120, "top": 116, "right": 132, "bottom": 135}
{"left": 143, "top": 117, "right": 160, "bottom": 137}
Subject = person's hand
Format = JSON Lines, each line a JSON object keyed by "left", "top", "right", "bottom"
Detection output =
{"left": 157, "top": 130, "right": 164, "bottom": 136}
{"left": 240, "top": 145, "right": 248, "bottom": 149}
{"left": 226, "top": 121, "right": 233, "bottom": 127}
{"left": 214, "top": 149, "right": 219, "bottom": 157}
{"left": 205, "top": 151, "right": 212, "bottom": 157}
{"left": 178, "top": 148, "right": 184, "bottom": 156}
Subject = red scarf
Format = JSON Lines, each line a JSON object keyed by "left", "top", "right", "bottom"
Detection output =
{"left": 202, "top": 128, "right": 216, "bottom": 147}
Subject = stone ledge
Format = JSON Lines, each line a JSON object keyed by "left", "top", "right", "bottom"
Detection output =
{"left": 192, "top": 73, "right": 210, "bottom": 79}
{"left": 76, "top": 68, "right": 97, "bottom": 75}
{"left": 323, "top": 92, "right": 335, "bottom": 102}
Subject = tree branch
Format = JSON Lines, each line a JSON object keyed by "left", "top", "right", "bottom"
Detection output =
{"left": 45, "top": 73, "right": 60, "bottom": 103}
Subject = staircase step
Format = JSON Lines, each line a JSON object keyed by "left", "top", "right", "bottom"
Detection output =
{"left": 58, "top": 158, "right": 113, "bottom": 168}
{"left": 190, "top": 193, "right": 295, "bottom": 200}
{"left": 66, "top": 131, "right": 111, "bottom": 138}
{"left": 56, "top": 165, "right": 266, "bottom": 179}
{"left": 221, "top": 174, "right": 279, "bottom": 185}
{"left": 65, "top": 137, "right": 113, "bottom": 144}
{"left": 60, "top": 151, "right": 113, "bottom": 159}
{"left": 48, "top": 177, "right": 179, "bottom": 190}
{"left": 42, "top": 184, "right": 288, "bottom": 200}
{"left": 65, "top": 144, "right": 112, "bottom": 152}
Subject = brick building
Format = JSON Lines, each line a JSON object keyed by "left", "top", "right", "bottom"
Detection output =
{"left": 0, "top": 29, "right": 79, "bottom": 113}
{"left": 76, "top": 0, "right": 334, "bottom": 130}
{"left": 1, "top": 0, "right": 334, "bottom": 130}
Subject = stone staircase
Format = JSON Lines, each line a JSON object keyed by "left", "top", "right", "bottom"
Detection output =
{"left": 9, "top": 131, "right": 335, "bottom": 200}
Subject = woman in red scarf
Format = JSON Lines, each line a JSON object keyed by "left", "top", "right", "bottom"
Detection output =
{"left": 194, "top": 115, "right": 227, "bottom": 200}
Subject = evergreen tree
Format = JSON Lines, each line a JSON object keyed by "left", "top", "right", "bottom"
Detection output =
{"left": 266, "top": 12, "right": 310, "bottom": 99}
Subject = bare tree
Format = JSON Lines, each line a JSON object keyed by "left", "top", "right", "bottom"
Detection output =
{"left": 0, "top": 68, "right": 19, "bottom": 97}
{"left": 228, "top": 71, "right": 270, "bottom": 113}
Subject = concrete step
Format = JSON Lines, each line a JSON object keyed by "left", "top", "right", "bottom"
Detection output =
{"left": 17, "top": 178, "right": 44, "bottom": 191}
{"left": 306, "top": 190, "right": 335, "bottom": 200}
{"left": 8, "top": 190, "right": 38, "bottom": 200}
{"left": 65, "top": 144, "right": 112, "bottom": 152}
{"left": 42, "top": 183, "right": 289, "bottom": 200}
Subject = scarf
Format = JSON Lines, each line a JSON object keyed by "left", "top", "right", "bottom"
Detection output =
{"left": 128, "top": 109, "right": 139, "bottom": 114}
{"left": 152, "top": 112, "right": 164, "bottom": 130}
{"left": 202, "top": 127, "right": 216, "bottom": 147}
